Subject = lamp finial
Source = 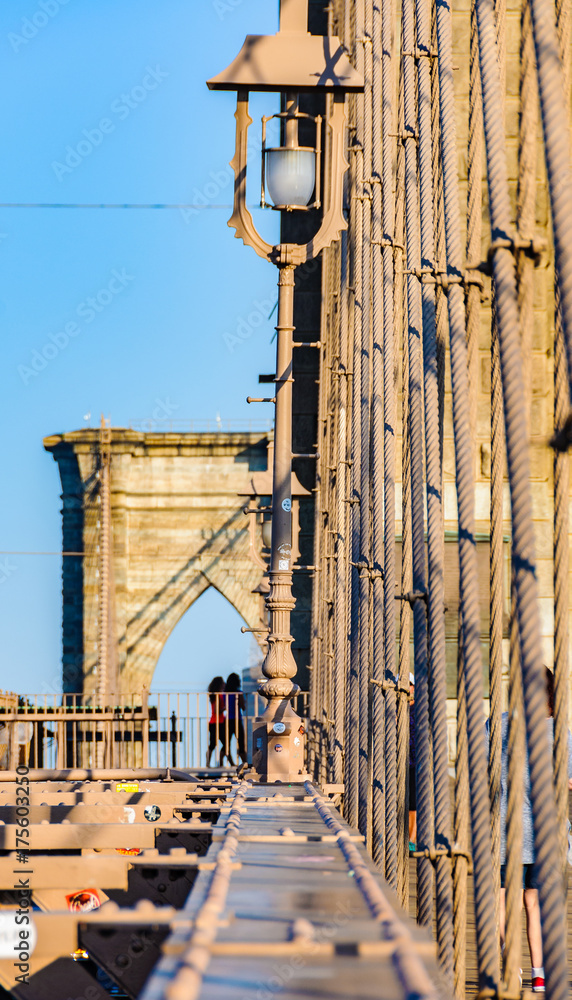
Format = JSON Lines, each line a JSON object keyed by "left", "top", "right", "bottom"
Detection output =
{"left": 279, "top": 0, "right": 308, "bottom": 32}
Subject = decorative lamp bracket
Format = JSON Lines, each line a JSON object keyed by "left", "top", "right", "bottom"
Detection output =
{"left": 228, "top": 93, "right": 274, "bottom": 262}
{"left": 229, "top": 92, "right": 349, "bottom": 266}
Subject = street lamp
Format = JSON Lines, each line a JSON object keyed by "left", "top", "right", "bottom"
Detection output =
{"left": 208, "top": 0, "right": 362, "bottom": 782}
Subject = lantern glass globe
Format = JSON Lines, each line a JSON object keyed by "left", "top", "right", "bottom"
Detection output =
{"left": 265, "top": 148, "right": 316, "bottom": 208}
{"left": 261, "top": 520, "right": 272, "bottom": 549}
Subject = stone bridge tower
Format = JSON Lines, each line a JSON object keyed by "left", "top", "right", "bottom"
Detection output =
{"left": 44, "top": 429, "right": 311, "bottom": 697}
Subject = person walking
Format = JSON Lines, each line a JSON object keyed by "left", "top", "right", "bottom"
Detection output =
{"left": 409, "top": 673, "right": 417, "bottom": 851}
{"left": 226, "top": 672, "right": 247, "bottom": 765}
{"left": 206, "top": 676, "right": 226, "bottom": 767}
{"left": 486, "top": 667, "right": 572, "bottom": 993}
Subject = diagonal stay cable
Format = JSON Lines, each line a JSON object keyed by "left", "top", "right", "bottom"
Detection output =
{"left": 371, "top": 0, "right": 389, "bottom": 872}
{"left": 475, "top": 0, "right": 570, "bottom": 993}
{"left": 527, "top": 0, "right": 572, "bottom": 401}
{"left": 415, "top": 0, "right": 453, "bottom": 979}
{"left": 402, "top": 0, "right": 433, "bottom": 930}
{"left": 433, "top": 0, "right": 500, "bottom": 990}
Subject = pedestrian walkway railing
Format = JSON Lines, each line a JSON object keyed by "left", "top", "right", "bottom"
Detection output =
{"left": 0, "top": 691, "right": 309, "bottom": 771}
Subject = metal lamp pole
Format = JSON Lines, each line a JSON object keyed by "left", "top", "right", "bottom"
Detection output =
{"left": 253, "top": 264, "right": 303, "bottom": 780}
{"left": 208, "top": 0, "right": 362, "bottom": 782}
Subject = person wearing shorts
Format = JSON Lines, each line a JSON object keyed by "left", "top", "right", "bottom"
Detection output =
{"left": 408, "top": 674, "right": 416, "bottom": 850}
{"left": 486, "top": 668, "right": 572, "bottom": 993}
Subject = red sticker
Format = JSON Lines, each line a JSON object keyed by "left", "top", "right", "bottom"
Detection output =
{"left": 116, "top": 847, "right": 141, "bottom": 856}
{"left": 66, "top": 889, "right": 102, "bottom": 913}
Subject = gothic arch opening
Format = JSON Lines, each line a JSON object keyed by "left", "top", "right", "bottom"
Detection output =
{"left": 151, "top": 585, "right": 259, "bottom": 693}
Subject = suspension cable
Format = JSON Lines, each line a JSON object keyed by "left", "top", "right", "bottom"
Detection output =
{"left": 346, "top": 0, "right": 362, "bottom": 832}
{"left": 357, "top": 0, "right": 373, "bottom": 840}
{"left": 434, "top": 0, "right": 500, "bottom": 988}
{"left": 396, "top": 59, "right": 411, "bottom": 906}
{"left": 371, "top": 0, "right": 389, "bottom": 872}
{"left": 415, "top": 0, "right": 454, "bottom": 978}
{"left": 402, "top": 0, "right": 433, "bottom": 930}
{"left": 528, "top": 0, "right": 572, "bottom": 398}
{"left": 475, "top": 0, "right": 570, "bottom": 991}
{"left": 552, "top": 0, "right": 571, "bottom": 877}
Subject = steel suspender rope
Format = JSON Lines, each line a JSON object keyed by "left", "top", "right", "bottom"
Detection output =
{"left": 380, "top": 0, "right": 398, "bottom": 884}
{"left": 357, "top": 0, "right": 372, "bottom": 840}
{"left": 371, "top": 0, "right": 388, "bottom": 872}
{"left": 329, "top": 0, "right": 347, "bottom": 794}
{"left": 453, "top": 638, "right": 470, "bottom": 998}
{"left": 434, "top": 0, "right": 501, "bottom": 988}
{"left": 465, "top": 4, "right": 482, "bottom": 454}
{"left": 329, "top": 246, "right": 341, "bottom": 788}
{"left": 415, "top": 0, "right": 454, "bottom": 978}
{"left": 338, "top": 0, "right": 354, "bottom": 799}
{"left": 528, "top": 0, "right": 572, "bottom": 898}
{"left": 455, "top": 0, "right": 483, "bottom": 990}
{"left": 552, "top": 0, "right": 570, "bottom": 877}
{"left": 402, "top": 0, "right": 433, "bottom": 930}
{"left": 488, "top": 239, "right": 504, "bottom": 979}
{"left": 321, "top": 243, "right": 334, "bottom": 789}
{"left": 318, "top": 19, "right": 336, "bottom": 791}
{"left": 309, "top": 243, "right": 325, "bottom": 780}
{"left": 324, "top": 37, "right": 338, "bottom": 783}
{"left": 396, "top": 58, "right": 411, "bottom": 907}
{"left": 529, "top": 0, "right": 572, "bottom": 393}
{"left": 431, "top": 3, "right": 447, "bottom": 475}
{"left": 504, "top": 577, "right": 525, "bottom": 995}
{"left": 334, "top": 231, "right": 350, "bottom": 787}
{"left": 317, "top": 259, "right": 328, "bottom": 782}
{"left": 488, "top": 0, "right": 506, "bottom": 962}
{"left": 309, "top": 312, "right": 323, "bottom": 780}
{"left": 324, "top": 9, "right": 344, "bottom": 791}
{"left": 553, "top": 317, "right": 570, "bottom": 875}
{"left": 504, "top": 2, "right": 537, "bottom": 991}
{"left": 431, "top": 0, "right": 447, "bottom": 926}
{"left": 346, "top": 0, "right": 362, "bottom": 830}
{"left": 328, "top": 246, "right": 339, "bottom": 787}
{"left": 365, "top": 3, "right": 376, "bottom": 853}
{"left": 475, "top": 0, "right": 570, "bottom": 990}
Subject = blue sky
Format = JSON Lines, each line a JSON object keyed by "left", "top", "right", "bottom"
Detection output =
{"left": 0, "top": 0, "right": 282, "bottom": 693}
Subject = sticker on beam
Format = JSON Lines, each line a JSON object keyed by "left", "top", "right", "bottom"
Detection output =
{"left": 144, "top": 805, "right": 161, "bottom": 822}
{"left": 116, "top": 782, "right": 139, "bottom": 793}
{"left": 65, "top": 889, "right": 102, "bottom": 913}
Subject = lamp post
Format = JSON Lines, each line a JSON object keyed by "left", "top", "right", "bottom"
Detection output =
{"left": 208, "top": 0, "right": 362, "bottom": 782}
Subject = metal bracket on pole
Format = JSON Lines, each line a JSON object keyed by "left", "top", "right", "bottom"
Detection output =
{"left": 550, "top": 410, "right": 572, "bottom": 452}
{"left": 371, "top": 678, "right": 411, "bottom": 698}
{"left": 467, "top": 234, "right": 548, "bottom": 277}
{"left": 351, "top": 561, "right": 384, "bottom": 581}
{"left": 394, "top": 589, "right": 427, "bottom": 606}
